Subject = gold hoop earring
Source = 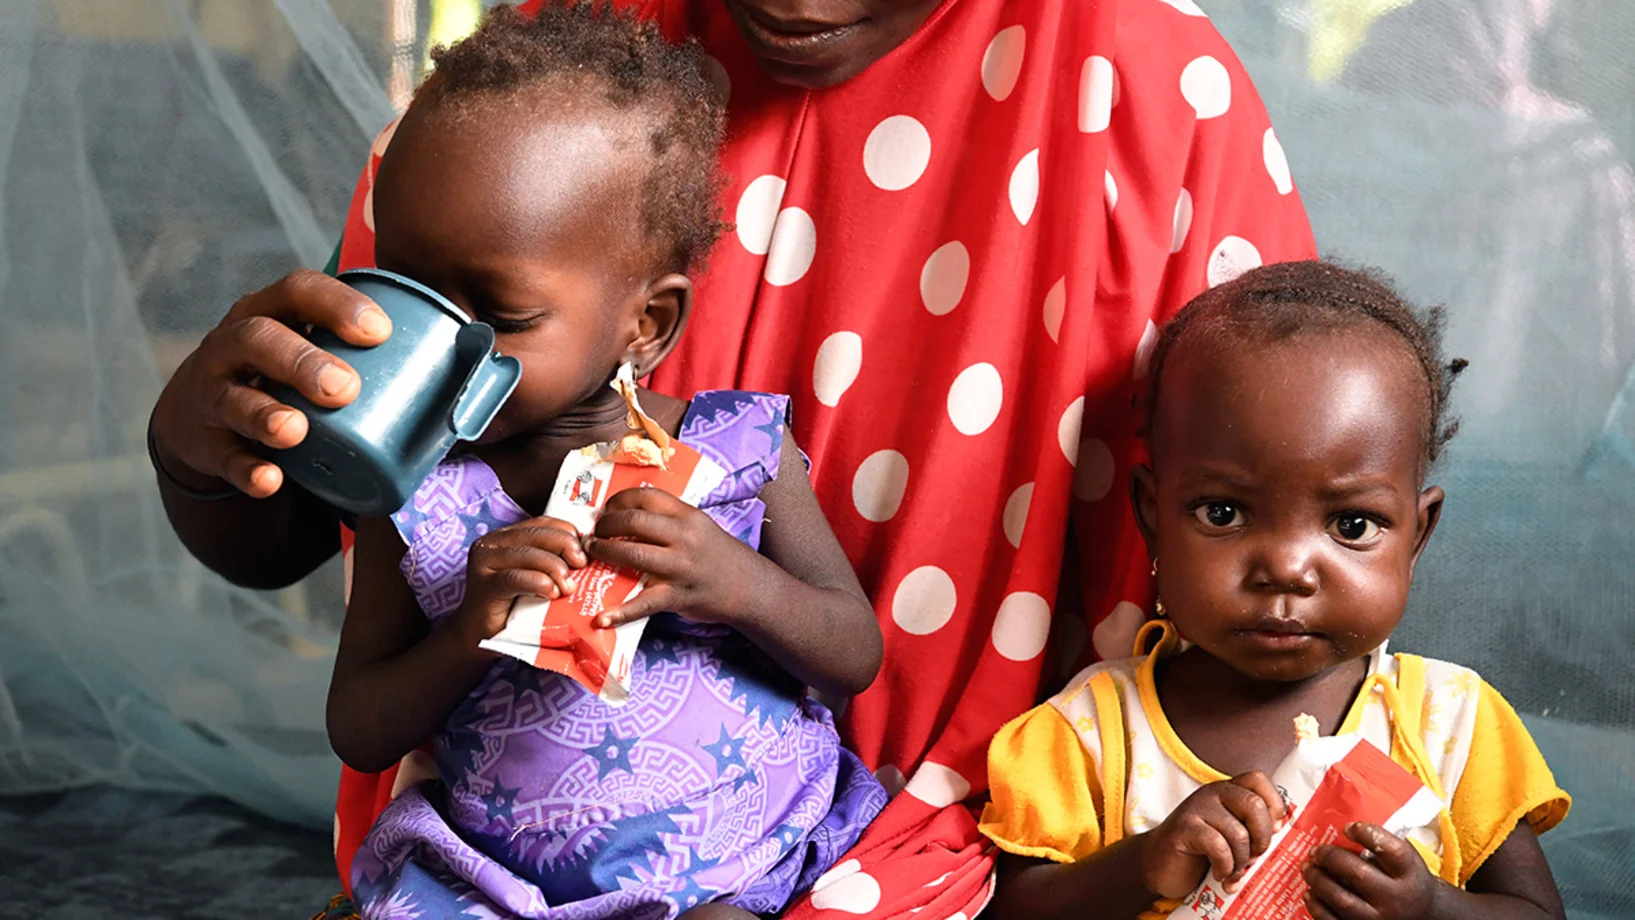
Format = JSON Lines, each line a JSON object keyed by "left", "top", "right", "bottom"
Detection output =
{"left": 1151, "top": 559, "right": 1167, "bottom": 618}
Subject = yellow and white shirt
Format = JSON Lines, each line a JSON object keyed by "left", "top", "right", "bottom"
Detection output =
{"left": 978, "top": 622, "right": 1570, "bottom": 919}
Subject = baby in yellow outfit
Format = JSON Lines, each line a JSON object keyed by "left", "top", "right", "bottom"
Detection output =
{"left": 980, "top": 262, "right": 1569, "bottom": 920}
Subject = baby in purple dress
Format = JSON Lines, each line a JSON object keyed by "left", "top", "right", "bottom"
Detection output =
{"left": 326, "top": 6, "right": 886, "bottom": 918}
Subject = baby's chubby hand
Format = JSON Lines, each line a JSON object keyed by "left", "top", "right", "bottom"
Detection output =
{"left": 456, "top": 515, "right": 588, "bottom": 647}
{"left": 1303, "top": 822, "right": 1438, "bottom": 920}
{"left": 1140, "top": 772, "right": 1288, "bottom": 900}
{"left": 582, "top": 487, "right": 762, "bottom": 629}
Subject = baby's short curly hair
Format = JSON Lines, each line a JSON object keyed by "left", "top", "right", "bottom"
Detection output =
{"left": 1147, "top": 260, "right": 1468, "bottom": 473}
{"left": 415, "top": 1, "right": 728, "bottom": 273}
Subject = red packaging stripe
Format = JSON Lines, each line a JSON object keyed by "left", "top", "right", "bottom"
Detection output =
{"left": 1220, "top": 742, "right": 1422, "bottom": 920}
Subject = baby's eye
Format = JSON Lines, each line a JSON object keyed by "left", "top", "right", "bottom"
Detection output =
{"left": 482, "top": 315, "right": 538, "bottom": 335}
{"left": 1329, "top": 514, "right": 1382, "bottom": 544}
{"left": 1193, "top": 502, "right": 1245, "bottom": 530}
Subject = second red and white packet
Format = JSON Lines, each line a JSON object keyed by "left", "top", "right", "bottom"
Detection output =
{"left": 1168, "top": 717, "right": 1444, "bottom": 920}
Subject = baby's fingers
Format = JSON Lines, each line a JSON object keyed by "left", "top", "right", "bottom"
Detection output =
{"left": 512, "top": 518, "right": 589, "bottom": 568}
{"left": 1231, "top": 771, "right": 1288, "bottom": 828}
{"left": 1302, "top": 862, "right": 1374, "bottom": 920}
{"left": 1345, "top": 823, "right": 1418, "bottom": 878}
{"left": 1222, "top": 774, "right": 1280, "bottom": 859}
{"left": 596, "top": 584, "right": 673, "bottom": 629}
{"left": 473, "top": 544, "right": 578, "bottom": 598}
{"left": 1179, "top": 811, "right": 1245, "bottom": 885}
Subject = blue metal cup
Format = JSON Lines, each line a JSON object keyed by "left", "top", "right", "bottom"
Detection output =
{"left": 265, "top": 268, "right": 522, "bottom": 516}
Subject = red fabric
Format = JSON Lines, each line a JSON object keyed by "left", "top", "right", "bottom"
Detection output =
{"left": 329, "top": 0, "right": 1315, "bottom": 913}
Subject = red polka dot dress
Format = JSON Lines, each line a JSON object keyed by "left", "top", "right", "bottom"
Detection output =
{"left": 328, "top": 0, "right": 1315, "bottom": 916}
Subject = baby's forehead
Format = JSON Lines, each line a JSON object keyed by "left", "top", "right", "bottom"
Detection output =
{"left": 1155, "top": 323, "right": 1434, "bottom": 468}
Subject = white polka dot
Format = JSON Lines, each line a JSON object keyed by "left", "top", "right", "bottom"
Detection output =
{"left": 1003, "top": 482, "right": 1033, "bottom": 549}
{"left": 1157, "top": 0, "right": 1208, "bottom": 15}
{"left": 811, "top": 871, "right": 882, "bottom": 914}
{"left": 735, "top": 175, "right": 787, "bottom": 256}
{"left": 992, "top": 592, "right": 1052, "bottom": 661}
{"left": 1058, "top": 396, "right": 1085, "bottom": 465}
{"left": 1079, "top": 55, "right": 1114, "bottom": 133}
{"left": 852, "top": 450, "right": 909, "bottom": 523}
{"left": 891, "top": 566, "right": 958, "bottom": 636}
{"left": 1171, "top": 188, "right": 1194, "bottom": 254}
{"left": 1208, "top": 235, "right": 1262, "bottom": 288}
{"left": 920, "top": 242, "right": 970, "bottom": 316}
{"left": 948, "top": 914, "right": 968, "bottom": 920}
{"left": 813, "top": 331, "right": 863, "bottom": 407}
{"left": 1263, "top": 127, "right": 1293, "bottom": 195}
{"left": 906, "top": 761, "right": 971, "bottom": 807}
{"left": 332, "top": 814, "right": 341, "bottom": 856}
{"left": 1180, "top": 56, "right": 1232, "bottom": 120}
{"left": 863, "top": 115, "right": 933, "bottom": 191}
{"left": 981, "top": 25, "right": 1027, "bottom": 102}
{"left": 1073, "top": 437, "right": 1117, "bottom": 501}
{"left": 1055, "top": 614, "right": 1089, "bottom": 678}
{"left": 814, "top": 859, "right": 861, "bottom": 892}
{"left": 1046, "top": 277, "right": 1072, "bottom": 346}
{"left": 362, "top": 183, "right": 375, "bottom": 232}
{"left": 1104, "top": 170, "right": 1119, "bottom": 212}
{"left": 924, "top": 873, "right": 953, "bottom": 889}
{"left": 1094, "top": 601, "right": 1148, "bottom": 661}
{"left": 1134, "top": 319, "right": 1159, "bottom": 379}
{"left": 1009, "top": 148, "right": 1040, "bottom": 225}
{"left": 764, "top": 207, "right": 817, "bottom": 286}
{"left": 875, "top": 764, "right": 908, "bottom": 797}
{"left": 1043, "top": 276, "right": 1066, "bottom": 343}
{"left": 947, "top": 362, "right": 1003, "bottom": 436}
{"left": 703, "top": 54, "right": 731, "bottom": 103}
{"left": 371, "top": 116, "right": 401, "bottom": 159}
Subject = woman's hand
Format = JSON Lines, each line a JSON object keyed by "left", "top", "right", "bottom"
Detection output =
{"left": 456, "top": 515, "right": 589, "bottom": 647}
{"left": 1141, "top": 772, "right": 1287, "bottom": 899}
{"left": 150, "top": 269, "right": 392, "bottom": 498}
{"left": 1303, "top": 823, "right": 1438, "bottom": 920}
{"left": 583, "top": 487, "right": 758, "bottom": 628}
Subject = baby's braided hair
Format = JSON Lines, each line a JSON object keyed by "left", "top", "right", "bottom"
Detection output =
{"left": 1146, "top": 260, "right": 1468, "bottom": 471}
{"left": 414, "top": 1, "right": 728, "bottom": 273}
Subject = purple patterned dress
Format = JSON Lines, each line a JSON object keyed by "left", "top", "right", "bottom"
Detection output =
{"left": 351, "top": 391, "right": 887, "bottom": 920}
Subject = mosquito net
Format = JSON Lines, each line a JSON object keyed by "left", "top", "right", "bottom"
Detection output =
{"left": 0, "top": 1, "right": 1628, "bottom": 916}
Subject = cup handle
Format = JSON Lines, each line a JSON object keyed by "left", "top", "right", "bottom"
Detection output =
{"left": 449, "top": 324, "right": 522, "bottom": 440}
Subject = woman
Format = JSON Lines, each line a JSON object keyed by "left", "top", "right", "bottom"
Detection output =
{"left": 148, "top": 0, "right": 1315, "bottom": 916}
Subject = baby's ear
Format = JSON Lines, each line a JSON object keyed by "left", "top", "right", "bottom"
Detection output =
{"left": 624, "top": 274, "right": 692, "bottom": 377}
{"left": 1410, "top": 485, "right": 1445, "bottom": 571}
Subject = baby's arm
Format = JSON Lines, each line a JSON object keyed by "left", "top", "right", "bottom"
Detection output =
{"left": 327, "top": 513, "right": 586, "bottom": 771}
{"left": 326, "top": 516, "right": 498, "bottom": 773}
{"left": 990, "top": 842, "right": 1156, "bottom": 920}
{"left": 586, "top": 427, "right": 882, "bottom": 698}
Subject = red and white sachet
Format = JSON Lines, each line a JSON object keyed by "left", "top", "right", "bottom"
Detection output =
{"left": 1169, "top": 715, "right": 1444, "bottom": 920}
{"left": 478, "top": 367, "right": 728, "bottom": 705}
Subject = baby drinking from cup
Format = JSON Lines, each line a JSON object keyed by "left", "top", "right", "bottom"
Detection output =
{"left": 325, "top": 4, "right": 886, "bottom": 917}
